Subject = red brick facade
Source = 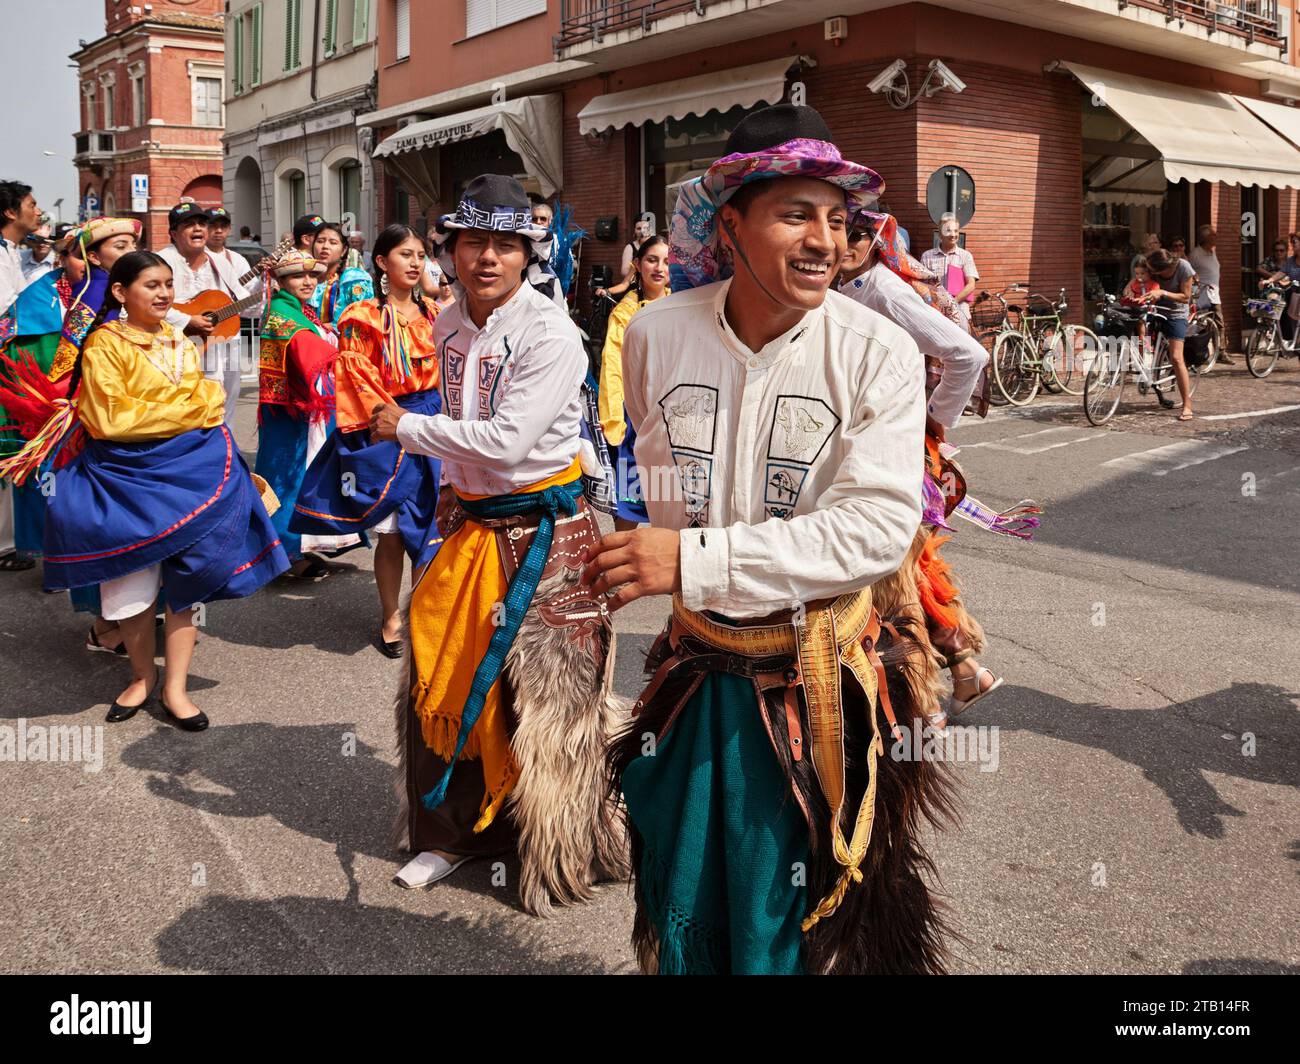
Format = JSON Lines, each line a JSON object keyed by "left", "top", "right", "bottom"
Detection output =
{"left": 74, "top": 1, "right": 225, "bottom": 249}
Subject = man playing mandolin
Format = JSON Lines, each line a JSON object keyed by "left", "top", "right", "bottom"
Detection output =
{"left": 160, "top": 202, "right": 254, "bottom": 428}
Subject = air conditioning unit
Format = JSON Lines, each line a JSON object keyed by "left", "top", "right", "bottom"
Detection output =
{"left": 825, "top": 17, "right": 848, "bottom": 42}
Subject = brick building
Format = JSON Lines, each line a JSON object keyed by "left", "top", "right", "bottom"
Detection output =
{"left": 72, "top": 0, "right": 225, "bottom": 250}
{"left": 358, "top": 1, "right": 1300, "bottom": 350}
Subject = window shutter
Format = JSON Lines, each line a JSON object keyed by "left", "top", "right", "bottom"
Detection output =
{"left": 395, "top": 0, "right": 410, "bottom": 60}
{"left": 466, "top": 0, "right": 491, "bottom": 37}
{"left": 324, "top": 0, "right": 337, "bottom": 55}
{"left": 232, "top": 16, "right": 243, "bottom": 94}
{"left": 353, "top": 0, "right": 368, "bottom": 44}
{"left": 496, "top": 0, "right": 546, "bottom": 28}
{"left": 285, "top": 0, "right": 300, "bottom": 70}
{"left": 251, "top": 5, "right": 262, "bottom": 86}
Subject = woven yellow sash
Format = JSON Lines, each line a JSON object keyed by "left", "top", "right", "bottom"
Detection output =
{"left": 670, "top": 589, "right": 885, "bottom": 930}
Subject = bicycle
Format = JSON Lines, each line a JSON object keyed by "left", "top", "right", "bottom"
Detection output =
{"left": 1082, "top": 302, "right": 1197, "bottom": 425}
{"left": 991, "top": 286, "right": 1096, "bottom": 405}
{"left": 1189, "top": 281, "right": 1224, "bottom": 375}
{"left": 1244, "top": 281, "right": 1300, "bottom": 378}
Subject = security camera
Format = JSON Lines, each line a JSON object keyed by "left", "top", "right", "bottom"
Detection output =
{"left": 868, "top": 59, "right": 907, "bottom": 95}
{"left": 927, "top": 59, "right": 966, "bottom": 95}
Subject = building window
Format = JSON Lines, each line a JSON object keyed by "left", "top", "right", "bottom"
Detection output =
{"left": 231, "top": 5, "right": 262, "bottom": 95}
{"left": 83, "top": 84, "right": 96, "bottom": 131}
{"left": 353, "top": 0, "right": 369, "bottom": 44}
{"left": 394, "top": 0, "right": 410, "bottom": 60}
{"left": 466, "top": 0, "right": 545, "bottom": 38}
{"left": 289, "top": 170, "right": 307, "bottom": 220}
{"left": 130, "top": 67, "right": 145, "bottom": 126}
{"left": 340, "top": 160, "right": 361, "bottom": 225}
{"left": 324, "top": 0, "right": 337, "bottom": 55}
{"left": 102, "top": 84, "right": 115, "bottom": 129}
{"left": 193, "top": 77, "right": 222, "bottom": 127}
{"left": 285, "top": 0, "right": 302, "bottom": 71}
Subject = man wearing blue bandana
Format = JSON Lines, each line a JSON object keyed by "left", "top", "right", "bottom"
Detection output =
{"left": 369, "top": 174, "right": 628, "bottom": 915}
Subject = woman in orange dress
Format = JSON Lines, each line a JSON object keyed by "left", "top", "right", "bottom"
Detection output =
{"left": 290, "top": 224, "right": 440, "bottom": 656}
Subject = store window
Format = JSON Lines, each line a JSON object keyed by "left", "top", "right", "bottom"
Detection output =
{"left": 643, "top": 104, "right": 761, "bottom": 236}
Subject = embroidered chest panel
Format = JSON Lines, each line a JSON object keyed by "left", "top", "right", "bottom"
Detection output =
{"left": 440, "top": 329, "right": 516, "bottom": 422}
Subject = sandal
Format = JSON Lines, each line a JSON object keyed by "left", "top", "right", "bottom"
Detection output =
{"left": 86, "top": 626, "right": 128, "bottom": 657}
{"left": 1177, "top": 410, "right": 1194, "bottom": 421}
{"left": 284, "top": 557, "right": 334, "bottom": 582}
{"left": 949, "top": 666, "right": 1004, "bottom": 718}
{"left": 0, "top": 551, "right": 35, "bottom": 572}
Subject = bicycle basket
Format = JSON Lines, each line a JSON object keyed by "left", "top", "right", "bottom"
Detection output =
{"left": 1183, "top": 327, "right": 1213, "bottom": 368}
{"left": 970, "top": 296, "right": 1006, "bottom": 332}
{"left": 1247, "top": 297, "right": 1284, "bottom": 321}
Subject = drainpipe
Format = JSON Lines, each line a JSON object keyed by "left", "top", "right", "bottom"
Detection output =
{"left": 310, "top": 0, "right": 321, "bottom": 102}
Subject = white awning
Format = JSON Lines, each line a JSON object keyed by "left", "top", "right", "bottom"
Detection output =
{"left": 577, "top": 56, "right": 810, "bottom": 136}
{"left": 1062, "top": 61, "right": 1300, "bottom": 189}
{"left": 1083, "top": 155, "right": 1165, "bottom": 207}
{"left": 373, "top": 94, "right": 563, "bottom": 201}
{"left": 1233, "top": 93, "right": 1300, "bottom": 152}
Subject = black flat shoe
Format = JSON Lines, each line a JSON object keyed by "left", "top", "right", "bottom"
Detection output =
{"left": 106, "top": 674, "right": 159, "bottom": 723}
{"left": 376, "top": 632, "right": 404, "bottom": 659}
{"left": 161, "top": 696, "right": 209, "bottom": 732}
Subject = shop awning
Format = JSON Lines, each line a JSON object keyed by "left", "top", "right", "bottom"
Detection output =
{"left": 1061, "top": 61, "right": 1300, "bottom": 190}
{"left": 1233, "top": 93, "right": 1300, "bottom": 152}
{"left": 577, "top": 56, "right": 810, "bottom": 136}
{"left": 373, "top": 94, "right": 563, "bottom": 202}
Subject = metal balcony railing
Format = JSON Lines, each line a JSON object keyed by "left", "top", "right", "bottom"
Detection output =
{"left": 555, "top": 0, "right": 1286, "bottom": 53}
{"left": 1120, "top": 1, "right": 1285, "bottom": 48}
{"left": 555, "top": 0, "right": 708, "bottom": 52}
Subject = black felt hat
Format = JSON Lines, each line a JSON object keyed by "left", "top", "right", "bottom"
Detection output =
{"left": 437, "top": 174, "right": 549, "bottom": 239}
{"left": 724, "top": 104, "right": 837, "bottom": 155}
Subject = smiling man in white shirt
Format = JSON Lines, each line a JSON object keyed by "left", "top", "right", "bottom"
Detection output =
{"left": 586, "top": 105, "right": 953, "bottom": 975}
{"left": 368, "top": 174, "right": 627, "bottom": 916}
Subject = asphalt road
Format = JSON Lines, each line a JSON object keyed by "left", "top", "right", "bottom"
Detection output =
{"left": 1, "top": 359, "right": 1297, "bottom": 975}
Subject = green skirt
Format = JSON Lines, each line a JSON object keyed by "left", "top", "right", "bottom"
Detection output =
{"left": 621, "top": 672, "right": 810, "bottom": 975}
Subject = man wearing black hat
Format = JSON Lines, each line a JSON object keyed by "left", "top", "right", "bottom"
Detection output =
{"left": 583, "top": 104, "right": 948, "bottom": 975}
{"left": 160, "top": 203, "right": 240, "bottom": 427}
{"left": 369, "top": 173, "right": 628, "bottom": 914}
{"left": 293, "top": 213, "right": 325, "bottom": 252}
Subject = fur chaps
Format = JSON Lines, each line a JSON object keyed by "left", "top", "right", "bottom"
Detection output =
{"left": 393, "top": 565, "right": 631, "bottom": 916}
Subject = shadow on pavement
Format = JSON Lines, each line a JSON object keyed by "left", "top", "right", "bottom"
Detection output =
{"left": 970, "top": 681, "right": 1299, "bottom": 838}
{"left": 154, "top": 891, "right": 621, "bottom": 974}
{"left": 1181, "top": 958, "right": 1300, "bottom": 974}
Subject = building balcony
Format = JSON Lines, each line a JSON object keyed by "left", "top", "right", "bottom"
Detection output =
{"left": 554, "top": 0, "right": 1290, "bottom": 76}
{"left": 73, "top": 131, "right": 117, "bottom": 164}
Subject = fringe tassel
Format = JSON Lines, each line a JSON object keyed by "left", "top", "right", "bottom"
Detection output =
{"left": 0, "top": 400, "right": 78, "bottom": 485}
{"left": 915, "top": 534, "right": 962, "bottom": 629}
{"left": 379, "top": 303, "right": 412, "bottom": 386}
{"left": 954, "top": 496, "right": 1043, "bottom": 539}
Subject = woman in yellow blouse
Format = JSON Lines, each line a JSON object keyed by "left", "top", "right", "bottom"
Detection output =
{"left": 290, "top": 224, "right": 442, "bottom": 657}
{"left": 40, "top": 251, "right": 288, "bottom": 729}
{"left": 597, "top": 234, "right": 670, "bottom": 530}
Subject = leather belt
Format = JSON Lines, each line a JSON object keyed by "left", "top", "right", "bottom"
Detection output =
{"left": 633, "top": 589, "right": 903, "bottom": 931}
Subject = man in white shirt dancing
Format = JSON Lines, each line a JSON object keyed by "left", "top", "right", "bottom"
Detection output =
{"left": 368, "top": 174, "right": 627, "bottom": 916}
{"left": 583, "top": 105, "right": 953, "bottom": 974}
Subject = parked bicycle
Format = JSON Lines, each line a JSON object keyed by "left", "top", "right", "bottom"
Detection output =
{"left": 1083, "top": 302, "right": 1198, "bottom": 425}
{"left": 1244, "top": 280, "right": 1300, "bottom": 378}
{"left": 990, "top": 286, "right": 1099, "bottom": 405}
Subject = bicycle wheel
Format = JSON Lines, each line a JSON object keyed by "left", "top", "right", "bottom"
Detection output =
{"left": 993, "top": 331, "right": 1039, "bottom": 406}
{"left": 1194, "top": 317, "right": 1222, "bottom": 376}
{"left": 975, "top": 329, "right": 1008, "bottom": 405}
{"left": 1054, "top": 325, "right": 1098, "bottom": 396}
{"left": 1245, "top": 323, "right": 1281, "bottom": 378}
{"left": 1083, "top": 342, "right": 1125, "bottom": 425}
{"left": 1038, "top": 326, "right": 1067, "bottom": 394}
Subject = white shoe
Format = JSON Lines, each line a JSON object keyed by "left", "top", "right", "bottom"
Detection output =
{"left": 393, "top": 851, "right": 471, "bottom": 890}
{"left": 948, "top": 667, "right": 1004, "bottom": 718}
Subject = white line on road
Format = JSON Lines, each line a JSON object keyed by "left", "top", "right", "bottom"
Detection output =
{"left": 963, "top": 426, "right": 1108, "bottom": 455}
{"left": 1196, "top": 403, "right": 1300, "bottom": 422}
{"left": 1102, "top": 440, "right": 1249, "bottom": 476}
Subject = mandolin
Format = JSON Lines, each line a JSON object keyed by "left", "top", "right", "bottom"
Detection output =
{"left": 173, "top": 267, "right": 262, "bottom": 342}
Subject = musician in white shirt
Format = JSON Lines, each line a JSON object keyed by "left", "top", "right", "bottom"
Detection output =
{"left": 159, "top": 203, "right": 242, "bottom": 428}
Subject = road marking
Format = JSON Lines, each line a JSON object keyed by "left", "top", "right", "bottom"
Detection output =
{"left": 1102, "top": 440, "right": 1248, "bottom": 476}
{"left": 963, "top": 426, "right": 1107, "bottom": 455}
{"left": 1197, "top": 403, "right": 1300, "bottom": 421}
